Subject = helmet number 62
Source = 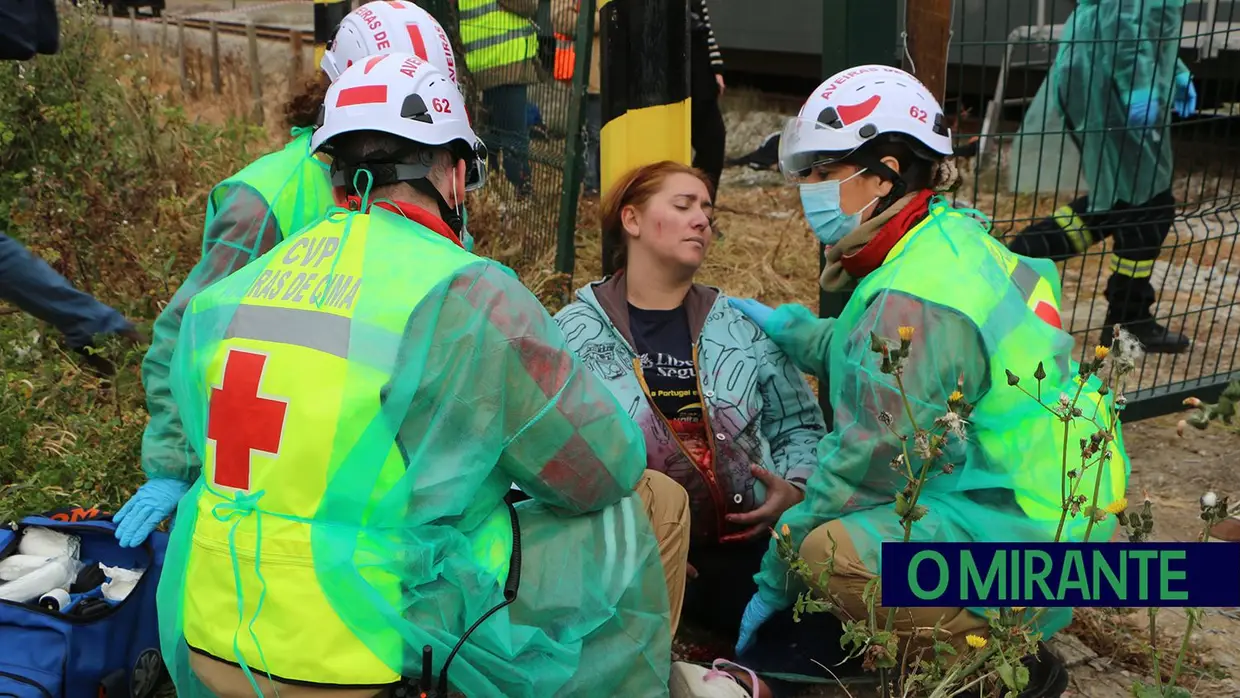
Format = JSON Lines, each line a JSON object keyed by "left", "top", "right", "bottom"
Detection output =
{"left": 909, "top": 106, "right": 929, "bottom": 123}
{"left": 432, "top": 98, "right": 452, "bottom": 114}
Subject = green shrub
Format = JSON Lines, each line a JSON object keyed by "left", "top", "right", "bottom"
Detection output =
{"left": 0, "top": 2, "right": 266, "bottom": 522}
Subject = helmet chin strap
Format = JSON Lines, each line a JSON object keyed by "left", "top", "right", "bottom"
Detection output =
{"left": 332, "top": 158, "right": 464, "bottom": 235}
{"left": 410, "top": 177, "right": 464, "bottom": 235}
{"left": 848, "top": 151, "right": 907, "bottom": 218}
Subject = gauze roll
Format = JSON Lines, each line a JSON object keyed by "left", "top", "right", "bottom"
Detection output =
{"left": 0, "top": 554, "right": 55, "bottom": 582}
{"left": 18, "top": 527, "right": 81, "bottom": 560}
{"left": 0, "top": 556, "right": 79, "bottom": 603}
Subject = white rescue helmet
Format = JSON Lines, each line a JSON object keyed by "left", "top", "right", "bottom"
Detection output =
{"left": 779, "top": 65, "right": 954, "bottom": 181}
{"left": 321, "top": 0, "right": 459, "bottom": 86}
{"left": 312, "top": 53, "right": 486, "bottom": 191}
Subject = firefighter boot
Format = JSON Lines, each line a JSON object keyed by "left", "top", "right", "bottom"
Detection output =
{"left": 1100, "top": 264, "right": 1190, "bottom": 354}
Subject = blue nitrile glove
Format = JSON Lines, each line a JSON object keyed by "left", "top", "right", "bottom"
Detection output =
{"left": 1173, "top": 72, "right": 1198, "bottom": 118}
{"left": 1126, "top": 88, "right": 1160, "bottom": 129}
{"left": 113, "top": 478, "right": 190, "bottom": 548}
{"left": 735, "top": 593, "right": 779, "bottom": 655}
{"left": 729, "top": 297, "right": 775, "bottom": 331}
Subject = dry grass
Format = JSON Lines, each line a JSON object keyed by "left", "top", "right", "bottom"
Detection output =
{"left": 1068, "top": 608, "right": 1224, "bottom": 687}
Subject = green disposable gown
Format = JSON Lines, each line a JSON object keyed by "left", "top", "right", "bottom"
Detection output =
{"left": 754, "top": 199, "right": 1131, "bottom": 637}
{"left": 140, "top": 128, "right": 334, "bottom": 482}
{"left": 1019, "top": 0, "right": 1189, "bottom": 211}
{"left": 156, "top": 205, "right": 672, "bottom": 697}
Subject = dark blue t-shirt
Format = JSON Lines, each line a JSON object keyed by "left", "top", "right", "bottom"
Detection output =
{"left": 628, "top": 303, "right": 708, "bottom": 462}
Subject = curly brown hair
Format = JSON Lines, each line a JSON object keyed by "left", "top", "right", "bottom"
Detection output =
{"left": 284, "top": 74, "right": 330, "bottom": 130}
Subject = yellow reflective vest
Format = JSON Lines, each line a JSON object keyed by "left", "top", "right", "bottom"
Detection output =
{"left": 459, "top": 0, "right": 538, "bottom": 74}
{"left": 854, "top": 198, "right": 1128, "bottom": 537}
{"left": 178, "top": 207, "right": 513, "bottom": 687}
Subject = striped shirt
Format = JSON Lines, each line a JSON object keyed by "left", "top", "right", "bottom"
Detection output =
{"left": 691, "top": 0, "right": 724, "bottom": 73}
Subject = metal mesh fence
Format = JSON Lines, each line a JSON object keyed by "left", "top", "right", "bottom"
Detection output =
{"left": 415, "top": 0, "right": 588, "bottom": 281}
{"left": 939, "top": 0, "right": 1240, "bottom": 420}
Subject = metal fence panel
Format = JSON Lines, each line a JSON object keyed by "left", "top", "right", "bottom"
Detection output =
{"left": 416, "top": 0, "right": 586, "bottom": 282}
{"left": 941, "top": 0, "right": 1240, "bottom": 421}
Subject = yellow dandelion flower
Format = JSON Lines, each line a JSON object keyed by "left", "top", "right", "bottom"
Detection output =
{"left": 1010, "top": 606, "right": 1027, "bottom": 613}
{"left": 781, "top": 523, "right": 791, "bottom": 537}
{"left": 965, "top": 635, "right": 987, "bottom": 650}
{"left": 1103, "top": 498, "right": 1128, "bottom": 515}
{"left": 949, "top": 390, "right": 964, "bottom": 404}
{"left": 898, "top": 326, "right": 915, "bottom": 342}
{"left": 1094, "top": 345, "right": 1110, "bottom": 360}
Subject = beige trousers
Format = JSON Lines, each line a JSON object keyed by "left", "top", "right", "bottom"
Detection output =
{"left": 633, "top": 469, "right": 692, "bottom": 638}
{"left": 191, "top": 470, "right": 692, "bottom": 696}
{"left": 799, "top": 519, "right": 989, "bottom": 658}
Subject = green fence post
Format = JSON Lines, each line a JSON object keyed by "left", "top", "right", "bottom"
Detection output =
{"left": 553, "top": 0, "right": 598, "bottom": 295}
{"left": 817, "top": 0, "right": 901, "bottom": 419}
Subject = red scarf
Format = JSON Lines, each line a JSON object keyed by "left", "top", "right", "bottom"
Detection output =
{"left": 838, "top": 189, "right": 935, "bottom": 280}
{"left": 344, "top": 196, "right": 465, "bottom": 249}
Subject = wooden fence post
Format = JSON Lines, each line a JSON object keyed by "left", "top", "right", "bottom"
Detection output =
{"left": 128, "top": 8, "right": 137, "bottom": 49}
{"left": 211, "top": 20, "right": 223, "bottom": 95}
{"left": 178, "top": 18, "right": 189, "bottom": 95}
{"left": 290, "top": 30, "right": 304, "bottom": 89}
{"left": 904, "top": 0, "right": 953, "bottom": 104}
{"left": 247, "top": 22, "right": 265, "bottom": 125}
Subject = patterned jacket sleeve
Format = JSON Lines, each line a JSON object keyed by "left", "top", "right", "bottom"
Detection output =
{"left": 754, "top": 326, "right": 826, "bottom": 490}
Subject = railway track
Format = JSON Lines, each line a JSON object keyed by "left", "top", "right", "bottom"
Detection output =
{"left": 140, "top": 14, "right": 312, "bottom": 44}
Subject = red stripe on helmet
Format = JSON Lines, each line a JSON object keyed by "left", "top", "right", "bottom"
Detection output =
{"left": 407, "top": 24, "right": 428, "bottom": 61}
{"left": 363, "top": 54, "right": 387, "bottom": 74}
{"left": 837, "top": 94, "right": 882, "bottom": 126}
{"left": 335, "top": 84, "right": 389, "bottom": 107}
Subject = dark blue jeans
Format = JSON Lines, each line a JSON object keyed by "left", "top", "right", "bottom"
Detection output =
{"left": 482, "top": 84, "right": 532, "bottom": 192}
{"left": 0, "top": 232, "right": 132, "bottom": 349}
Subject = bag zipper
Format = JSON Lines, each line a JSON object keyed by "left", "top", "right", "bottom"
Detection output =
{"left": 631, "top": 348, "right": 729, "bottom": 540}
{"left": 0, "top": 523, "right": 153, "bottom": 625}
{"left": 0, "top": 670, "right": 54, "bottom": 698}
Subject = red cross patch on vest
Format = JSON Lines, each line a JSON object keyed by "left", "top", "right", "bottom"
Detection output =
{"left": 207, "top": 349, "right": 289, "bottom": 491}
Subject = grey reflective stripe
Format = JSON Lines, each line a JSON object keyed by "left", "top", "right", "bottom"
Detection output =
{"left": 458, "top": 1, "right": 498, "bottom": 21}
{"left": 462, "top": 26, "right": 535, "bottom": 52}
{"left": 225, "top": 304, "right": 351, "bottom": 359}
{"left": 1010, "top": 259, "right": 1042, "bottom": 304}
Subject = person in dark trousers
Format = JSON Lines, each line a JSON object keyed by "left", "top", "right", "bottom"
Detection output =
{"left": 1006, "top": 0, "right": 1195, "bottom": 354}
{"left": 690, "top": 0, "right": 726, "bottom": 195}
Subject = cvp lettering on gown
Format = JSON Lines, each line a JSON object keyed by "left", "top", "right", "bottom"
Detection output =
{"left": 244, "top": 235, "right": 363, "bottom": 311}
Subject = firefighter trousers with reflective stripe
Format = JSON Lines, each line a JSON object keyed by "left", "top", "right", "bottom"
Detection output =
{"left": 1007, "top": 189, "right": 1176, "bottom": 323}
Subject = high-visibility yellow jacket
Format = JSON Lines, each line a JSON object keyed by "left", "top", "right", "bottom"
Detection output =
{"left": 459, "top": 0, "right": 540, "bottom": 89}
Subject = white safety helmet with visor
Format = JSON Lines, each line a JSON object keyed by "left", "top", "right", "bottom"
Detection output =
{"left": 778, "top": 65, "right": 954, "bottom": 183}
{"left": 312, "top": 53, "right": 487, "bottom": 233}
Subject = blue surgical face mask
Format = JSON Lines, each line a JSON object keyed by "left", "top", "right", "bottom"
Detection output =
{"left": 798, "top": 169, "right": 878, "bottom": 246}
